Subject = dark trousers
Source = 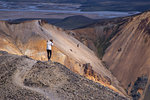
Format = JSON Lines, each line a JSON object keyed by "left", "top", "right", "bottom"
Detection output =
{"left": 47, "top": 50, "right": 52, "bottom": 60}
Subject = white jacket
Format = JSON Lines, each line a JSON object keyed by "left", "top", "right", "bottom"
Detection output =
{"left": 47, "top": 40, "right": 53, "bottom": 50}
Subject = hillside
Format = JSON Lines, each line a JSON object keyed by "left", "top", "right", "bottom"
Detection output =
{"left": 102, "top": 11, "right": 150, "bottom": 100}
{"left": 72, "top": 11, "right": 150, "bottom": 100}
{"left": 0, "top": 51, "right": 127, "bottom": 100}
{"left": 71, "top": 17, "right": 129, "bottom": 58}
{"left": 0, "top": 20, "right": 127, "bottom": 97}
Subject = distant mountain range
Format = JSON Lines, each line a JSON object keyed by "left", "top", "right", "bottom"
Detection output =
{"left": 1, "top": 0, "right": 150, "bottom": 12}
{"left": 9, "top": 15, "right": 95, "bottom": 30}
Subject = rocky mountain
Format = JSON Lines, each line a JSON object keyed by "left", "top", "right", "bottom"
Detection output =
{"left": 0, "top": 51, "right": 127, "bottom": 100}
{"left": 0, "top": 19, "right": 127, "bottom": 98}
{"left": 72, "top": 11, "right": 150, "bottom": 100}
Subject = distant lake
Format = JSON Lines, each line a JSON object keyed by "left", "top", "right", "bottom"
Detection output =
{"left": 0, "top": 9, "right": 140, "bottom": 19}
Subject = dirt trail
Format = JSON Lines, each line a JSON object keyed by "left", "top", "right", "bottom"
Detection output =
{"left": 12, "top": 59, "right": 60, "bottom": 100}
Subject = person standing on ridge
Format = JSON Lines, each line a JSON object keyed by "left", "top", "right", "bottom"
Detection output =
{"left": 47, "top": 39, "right": 53, "bottom": 61}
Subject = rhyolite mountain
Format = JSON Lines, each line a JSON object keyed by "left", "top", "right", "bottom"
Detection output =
{"left": 103, "top": 11, "right": 150, "bottom": 100}
{"left": 0, "top": 18, "right": 128, "bottom": 98}
{"left": 72, "top": 11, "right": 150, "bottom": 100}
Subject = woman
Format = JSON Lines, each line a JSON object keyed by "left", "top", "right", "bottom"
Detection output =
{"left": 47, "top": 39, "right": 53, "bottom": 61}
